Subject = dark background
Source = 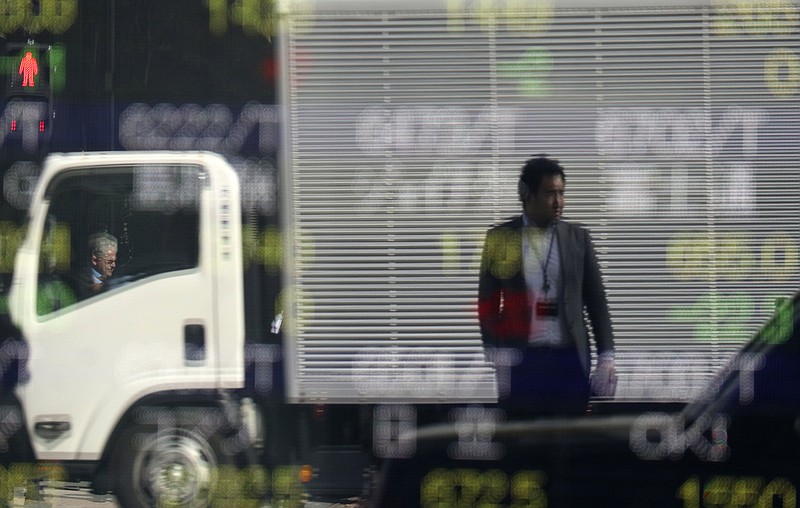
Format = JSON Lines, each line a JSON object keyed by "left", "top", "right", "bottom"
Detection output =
{"left": 1, "top": 0, "right": 276, "bottom": 163}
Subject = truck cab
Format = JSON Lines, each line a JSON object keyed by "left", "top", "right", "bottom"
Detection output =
{"left": 7, "top": 151, "right": 245, "bottom": 506}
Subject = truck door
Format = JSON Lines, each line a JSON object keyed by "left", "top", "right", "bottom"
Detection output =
{"left": 10, "top": 156, "right": 243, "bottom": 461}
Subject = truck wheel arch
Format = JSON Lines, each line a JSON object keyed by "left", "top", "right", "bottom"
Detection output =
{"left": 93, "top": 390, "right": 248, "bottom": 499}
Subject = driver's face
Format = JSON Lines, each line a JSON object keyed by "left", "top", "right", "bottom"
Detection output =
{"left": 93, "top": 249, "right": 117, "bottom": 280}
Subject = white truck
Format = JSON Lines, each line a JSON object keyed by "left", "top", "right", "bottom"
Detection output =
{"left": 6, "top": 151, "right": 261, "bottom": 506}
{"left": 3, "top": 149, "right": 496, "bottom": 507}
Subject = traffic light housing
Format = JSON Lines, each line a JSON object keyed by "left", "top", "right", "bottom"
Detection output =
{"left": 4, "top": 42, "right": 57, "bottom": 97}
{"left": 2, "top": 41, "right": 60, "bottom": 153}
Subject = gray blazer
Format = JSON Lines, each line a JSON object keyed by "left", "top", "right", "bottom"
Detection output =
{"left": 478, "top": 215, "right": 615, "bottom": 375}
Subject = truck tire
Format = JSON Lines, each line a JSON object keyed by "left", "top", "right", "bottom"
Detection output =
{"left": 110, "top": 417, "right": 233, "bottom": 508}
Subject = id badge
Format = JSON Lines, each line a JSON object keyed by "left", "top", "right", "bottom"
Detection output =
{"left": 535, "top": 299, "right": 558, "bottom": 319}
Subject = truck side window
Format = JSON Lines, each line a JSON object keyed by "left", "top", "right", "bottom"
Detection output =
{"left": 36, "top": 165, "right": 204, "bottom": 315}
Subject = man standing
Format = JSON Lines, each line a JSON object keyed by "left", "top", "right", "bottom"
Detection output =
{"left": 478, "top": 156, "right": 616, "bottom": 415}
{"left": 78, "top": 232, "right": 118, "bottom": 298}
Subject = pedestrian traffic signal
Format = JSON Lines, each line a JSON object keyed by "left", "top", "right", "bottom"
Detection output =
{"left": 7, "top": 45, "right": 48, "bottom": 95}
{"left": 3, "top": 42, "right": 57, "bottom": 153}
{"left": 19, "top": 50, "right": 39, "bottom": 87}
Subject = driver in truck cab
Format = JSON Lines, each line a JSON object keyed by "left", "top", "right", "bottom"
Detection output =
{"left": 78, "top": 232, "right": 117, "bottom": 298}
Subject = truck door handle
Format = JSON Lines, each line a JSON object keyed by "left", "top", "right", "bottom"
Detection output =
{"left": 185, "top": 323, "right": 206, "bottom": 364}
{"left": 35, "top": 420, "right": 70, "bottom": 439}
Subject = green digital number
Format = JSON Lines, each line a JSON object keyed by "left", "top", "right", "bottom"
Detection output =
{"left": 760, "top": 296, "right": 793, "bottom": 344}
{"left": 668, "top": 291, "right": 754, "bottom": 342}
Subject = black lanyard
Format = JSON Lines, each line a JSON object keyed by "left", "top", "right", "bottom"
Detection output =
{"left": 526, "top": 224, "right": 556, "bottom": 294}
{"left": 540, "top": 226, "right": 555, "bottom": 294}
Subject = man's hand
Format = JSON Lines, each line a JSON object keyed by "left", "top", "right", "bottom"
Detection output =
{"left": 591, "top": 352, "right": 617, "bottom": 397}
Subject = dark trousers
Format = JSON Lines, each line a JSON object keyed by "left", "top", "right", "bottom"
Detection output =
{"left": 499, "top": 346, "right": 589, "bottom": 419}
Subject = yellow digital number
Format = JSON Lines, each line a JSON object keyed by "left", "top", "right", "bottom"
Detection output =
{"left": 240, "top": 464, "right": 270, "bottom": 501}
{"left": 457, "top": 469, "right": 483, "bottom": 507}
{"left": 765, "top": 48, "right": 800, "bottom": 96}
{"left": 239, "top": 0, "right": 275, "bottom": 38}
{"left": 447, "top": 0, "right": 553, "bottom": 34}
{"left": 0, "top": 221, "right": 70, "bottom": 274}
{"left": 759, "top": 478, "right": 797, "bottom": 507}
{"left": 0, "top": 0, "right": 77, "bottom": 35}
{"left": 213, "top": 465, "right": 246, "bottom": 506}
{"left": 510, "top": 470, "right": 546, "bottom": 507}
{"left": 666, "top": 232, "right": 713, "bottom": 281}
{"left": 703, "top": 475, "right": 736, "bottom": 506}
{"left": 260, "top": 225, "right": 282, "bottom": 275}
{"left": 502, "top": 0, "right": 552, "bottom": 34}
{"left": 442, "top": 232, "right": 461, "bottom": 275}
{"left": 421, "top": 468, "right": 505, "bottom": 508}
{"left": 440, "top": 230, "right": 485, "bottom": 277}
{"left": 421, "top": 469, "right": 457, "bottom": 508}
{"left": 40, "top": 222, "right": 71, "bottom": 272}
{"left": 271, "top": 465, "right": 304, "bottom": 507}
{"left": 475, "top": 0, "right": 497, "bottom": 32}
{"left": 712, "top": 0, "right": 800, "bottom": 37}
{"left": 0, "top": 463, "right": 66, "bottom": 501}
{"left": 667, "top": 231, "right": 800, "bottom": 283}
{"left": 40, "top": 0, "right": 78, "bottom": 33}
{"left": 718, "top": 233, "right": 755, "bottom": 280}
{"left": 480, "top": 469, "right": 509, "bottom": 506}
{"left": 678, "top": 475, "right": 797, "bottom": 508}
{"left": 211, "top": 465, "right": 269, "bottom": 507}
{"left": 421, "top": 468, "right": 545, "bottom": 507}
{"left": 0, "top": 222, "right": 23, "bottom": 273}
{"left": 210, "top": 0, "right": 291, "bottom": 38}
{"left": 676, "top": 476, "right": 700, "bottom": 508}
{"left": 447, "top": 0, "right": 467, "bottom": 33}
{"left": 208, "top": 0, "right": 228, "bottom": 36}
{"left": 0, "top": 0, "right": 26, "bottom": 35}
{"left": 730, "top": 477, "right": 765, "bottom": 506}
{"left": 761, "top": 232, "right": 799, "bottom": 282}
{"left": 242, "top": 225, "right": 283, "bottom": 274}
{"left": 482, "top": 228, "right": 522, "bottom": 280}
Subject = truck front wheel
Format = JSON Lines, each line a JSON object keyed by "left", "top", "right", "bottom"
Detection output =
{"left": 111, "top": 420, "right": 232, "bottom": 507}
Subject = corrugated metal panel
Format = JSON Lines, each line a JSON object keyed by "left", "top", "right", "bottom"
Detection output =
{"left": 280, "top": 2, "right": 800, "bottom": 402}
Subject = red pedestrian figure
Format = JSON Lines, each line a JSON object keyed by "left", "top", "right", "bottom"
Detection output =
{"left": 19, "top": 51, "right": 38, "bottom": 87}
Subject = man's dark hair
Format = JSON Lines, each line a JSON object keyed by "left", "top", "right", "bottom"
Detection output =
{"left": 518, "top": 155, "right": 565, "bottom": 201}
